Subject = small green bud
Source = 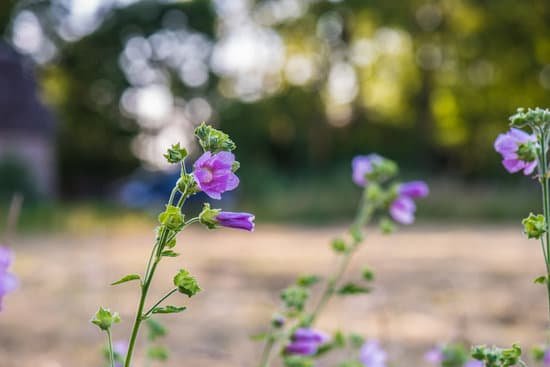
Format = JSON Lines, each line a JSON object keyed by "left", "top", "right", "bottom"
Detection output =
{"left": 198, "top": 203, "right": 221, "bottom": 229}
{"left": 516, "top": 141, "right": 538, "bottom": 162}
{"left": 362, "top": 267, "right": 375, "bottom": 281}
{"left": 177, "top": 174, "right": 196, "bottom": 193}
{"left": 163, "top": 143, "right": 188, "bottom": 163}
{"left": 91, "top": 307, "right": 120, "bottom": 331}
{"left": 522, "top": 213, "right": 546, "bottom": 239}
{"left": 379, "top": 218, "right": 396, "bottom": 234}
{"left": 173, "top": 269, "right": 201, "bottom": 297}
{"left": 331, "top": 238, "right": 348, "bottom": 253}
{"left": 281, "top": 286, "right": 309, "bottom": 311}
{"left": 194, "top": 122, "right": 236, "bottom": 153}
{"left": 158, "top": 205, "right": 185, "bottom": 232}
{"left": 271, "top": 314, "right": 285, "bottom": 328}
{"left": 509, "top": 107, "right": 550, "bottom": 129}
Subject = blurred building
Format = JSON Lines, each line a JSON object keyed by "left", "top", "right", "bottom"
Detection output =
{"left": 0, "top": 41, "right": 56, "bottom": 197}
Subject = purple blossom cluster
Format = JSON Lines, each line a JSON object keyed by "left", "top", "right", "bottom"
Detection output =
{"left": 352, "top": 155, "right": 429, "bottom": 225}
{"left": 192, "top": 149, "right": 255, "bottom": 231}
{"left": 0, "top": 246, "right": 17, "bottom": 311}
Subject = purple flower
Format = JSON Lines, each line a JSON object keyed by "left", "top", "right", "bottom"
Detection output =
{"left": 215, "top": 211, "right": 255, "bottom": 231}
{"left": 543, "top": 348, "right": 550, "bottom": 367}
{"left": 424, "top": 347, "right": 444, "bottom": 364}
{"left": 352, "top": 154, "right": 383, "bottom": 187}
{"left": 464, "top": 360, "right": 484, "bottom": 367}
{"left": 193, "top": 151, "right": 239, "bottom": 199}
{"left": 285, "top": 328, "right": 329, "bottom": 356}
{"left": 389, "top": 180, "right": 429, "bottom": 225}
{"left": 494, "top": 128, "right": 537, "bottom": 175}
{"left": 113, "top": 340, "right": 128, "bottom": 367}
{"left": 0, "top": 246, "right": 17, "bottom": 311}
{"left": 360, "top": 340, "right": 387, "bottom": 367}
{"left": 398, "top": 181, "right": 429, "bottom": 199}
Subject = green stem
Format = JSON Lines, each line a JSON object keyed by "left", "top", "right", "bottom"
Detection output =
{"left": 107, "top": 329, "right": 115, "bottom": 367}
{"left": 539, "top": 133, "right": 550, "bottom": 327}
{"left": 258, "top": 335, "right": 275, "bottom": 367}
{"left": 143, "top": 288, "right": 178, "bottom": 318}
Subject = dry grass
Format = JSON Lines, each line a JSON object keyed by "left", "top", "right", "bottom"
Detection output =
{"left": 0, "top": 224, "right": 546, "bottom": 366}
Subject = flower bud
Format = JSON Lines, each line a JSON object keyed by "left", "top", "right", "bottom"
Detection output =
{"left": 173, "top": 269, "right": 201, "bottom": 297}
{"left": 198, "top": 203, "right": 221, "bottom": 229}
{"left": 516, "top": 141, "right": 538, "bottom": 162}
{"left": 91, "top": 307, "right": 120, "bottom": 331}
{"left": 158, "top": 205, "right": 185, "bottom": 232}
{"left": 522, "top": 213, "right": 546, "bottom": 239}
{"left": 194, "top": 122, "right": 236, "bottom": 153}
{"left": 163, "top": 143, "right": 187, "bottom": 164}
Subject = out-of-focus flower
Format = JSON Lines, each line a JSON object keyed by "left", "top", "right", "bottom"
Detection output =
{"left": 216, "top": 212, "right": 255, "bottom": 231}
{"left": 464, "top": 360, "right": 484, "bottom": 367}
{"left": 193, "top": 151, "right": 239, "bottom": 199}
{"left": 285, "top": 328, "right": 329, "bottom": 356}
{"left": 0, "top": 246, "right": 17, "bottom": 311}
{"left": 360, "top": 340, "right": 387, "bottom": 367}
{"left": 389, "top": 180, "right": 429, "bottom": 225}
{"left": 543, "top": 348, "right": 550, "bottom": 367}
{"left": 113, "top": 340, "right": 128, "bottom": 367}
{"left": 425, "top": 346, "right": 444, "bottom": 364}
{"left": 494, "top": 128, "right": 537, "bottom": 175}
{"left": 352, "top": 154, "right": 383, "bottom": 187}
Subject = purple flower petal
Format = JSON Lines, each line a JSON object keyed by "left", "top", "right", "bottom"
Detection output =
{"left": 292, "top": 328, "right": 330, "bottom": 343}
{"left": 285, "top": 341, "right": 319, "bottom": 356}
{"left": 502, "top": 158, "right": 525, "bottom": 173}
{"left": 0, "top": 247, "right": 13, "bottom": 272}
{"left": 399, "top": 181, "right": 429, "bottom": 199}
{"left": 216, "top": 212, "right": 255, "bottom": 231}
{"left": 494, "top": 128, "right": 537, "bottom": 175}
{"left": 389, "top": 196, "right": 416, "bottom": 225}
{"left": 193, "top": 151, "right": 240, "bottom": 199}
{"left": 360, "top": 340, "right": 387, "bottom": 367}
{"left": 424, "top": 347, "right": 443, "bottom": 364}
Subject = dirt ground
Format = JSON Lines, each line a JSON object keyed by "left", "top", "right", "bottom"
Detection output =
{"left": 0, "top": 224, "right": 547, "bottom": 367}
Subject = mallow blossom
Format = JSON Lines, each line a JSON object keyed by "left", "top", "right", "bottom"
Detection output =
{"left": 352, "top": 154, "right": 383, "bottom": 187}
{"left": 0, "top": 246, "right": 17, "bottom": 311}
{"left": 389, "top": 181, "right": 429, "bottom": 225}
{"left": 193, "top": 151, "right": 239, "bottom": 199}
{"left": 285, "top": 328, "right": 329, "bottom": 356}
{"left": 494, "top": 128, "right": 537, "bottom": 175}
{"left": 360, "top": 340, "right": 387, "bottom": 367}
{"left": 215, "top": 211, "right": 255, "bottom": 231}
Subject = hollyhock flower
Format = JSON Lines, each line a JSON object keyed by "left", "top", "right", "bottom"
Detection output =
{"left": 464, "top": 360, "right": 484, "bottom": 367}
{"left": 425, "top": 346, "right": 444, "bottom": 364}
{"left": 360, "top": 340, "right": 387, "bottom": 367}
{"left": 285, "top": 328, "right": 329, "bottom": 356}
{"left": 193, "top": 151, "right": 239, "bottom": 199}
{"left": 352, "top": 154, "right": 383, "bottom": 187}
{"left": 215, "top": 211, "right": 255, "bottom": 231}
{"left": 0, "top": 246, "right": 17, "bottom": 311}
{"left": 389, "top": 180, "right": 429, "bottom": 225}
{"left": 494, "top": 128, "right": 537, "bottom": 175}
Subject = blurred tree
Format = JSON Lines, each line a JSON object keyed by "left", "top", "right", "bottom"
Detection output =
{"left": 2, "top": 0, "right": 550, "bottom": 198}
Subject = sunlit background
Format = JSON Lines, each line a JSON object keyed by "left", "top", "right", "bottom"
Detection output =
{"left": 1, "top": 0, "right": 550, "bottom": 366}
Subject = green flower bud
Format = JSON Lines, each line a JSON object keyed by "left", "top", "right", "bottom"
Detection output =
{"left": 177, "top": 174, "right": 196, "bottom": 193}
{"left": 366, "top": 158, "right": 398, "bottom": 183}
{"left": 271, "top": 313, "right": 285, "bottom": 328}
{"left": 173, "top": 269, "right": 201, "bottom": 297}
{"left": 516, "top": 141, "right": 538, "bottom": 162}
{"left": 158, "top": 205, "right": 185, "bottom": 232}
{"left": 163, "top": 143, "right": 188, "bottom": 163}
{"left": 198, "top": 203, "right": 221, "bottom": 229}
{"left": 194, "top": 122, "right": 236, "bottom": 153}
{"left": 509, "top": 107, "right": 550, "bottom": 129}
{"left": 281, "top": 286, "right": 309, "bottom": 311}
{"left": 379, "top": 218, "right": 396, "bottom": 234}
{"left": 91, "top": 307, "right": 120, "bottom": 331}
{"left": 331, "top": 238, "right": 348, "bottom": 253}
{"left": 522, "top": 213, "right": 546, "bottom": 239}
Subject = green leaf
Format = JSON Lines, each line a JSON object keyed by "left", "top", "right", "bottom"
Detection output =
{"left": 283, "top": 356, "right": 315, "bottom": 367}
{"left": 333, "top": 330, "right": 346, "bottom": 348}
{"left": 296, "top": 275, "right": 320, "bottom": 287}
{"left": 534, "top": 275, "right": 548, "bottom": 284}
{"left": 173, "top": 269, "right": 201, "bottom": 297}
{"left": 147, "top": 345, "right": 169, "bottom": 361}
{"left": 152, "top": 305, "right": 187, "bottom": 314}
{"left": 146, "top": 319, "right": 167, "bottom": 342}
{"left": 250, "top": 332, "right": 269, "bottom": 341}
{"left": 161, "top": 250, "right": 180, "bottom": 257}
{"left": 337, "top": 283, "right": 371, "bottom": 295}
{"left": 362, "top": 267, "right": 375, "bottom": 282}
{"left": 111, "top": 274, "right": 141, "bottom": 286}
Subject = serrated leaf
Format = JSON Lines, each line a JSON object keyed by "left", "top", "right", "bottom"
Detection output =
{"left": 161, "top": 250, "right": 180, "bottom": 257}
{"left": 111, "top": 274, "right": 141, "bottom": 286}
{"left": 337, "top": 283, "right": 370, "bottom": 295}
{"left": 152, "top": 305, "right": 187, "bottom": 314}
